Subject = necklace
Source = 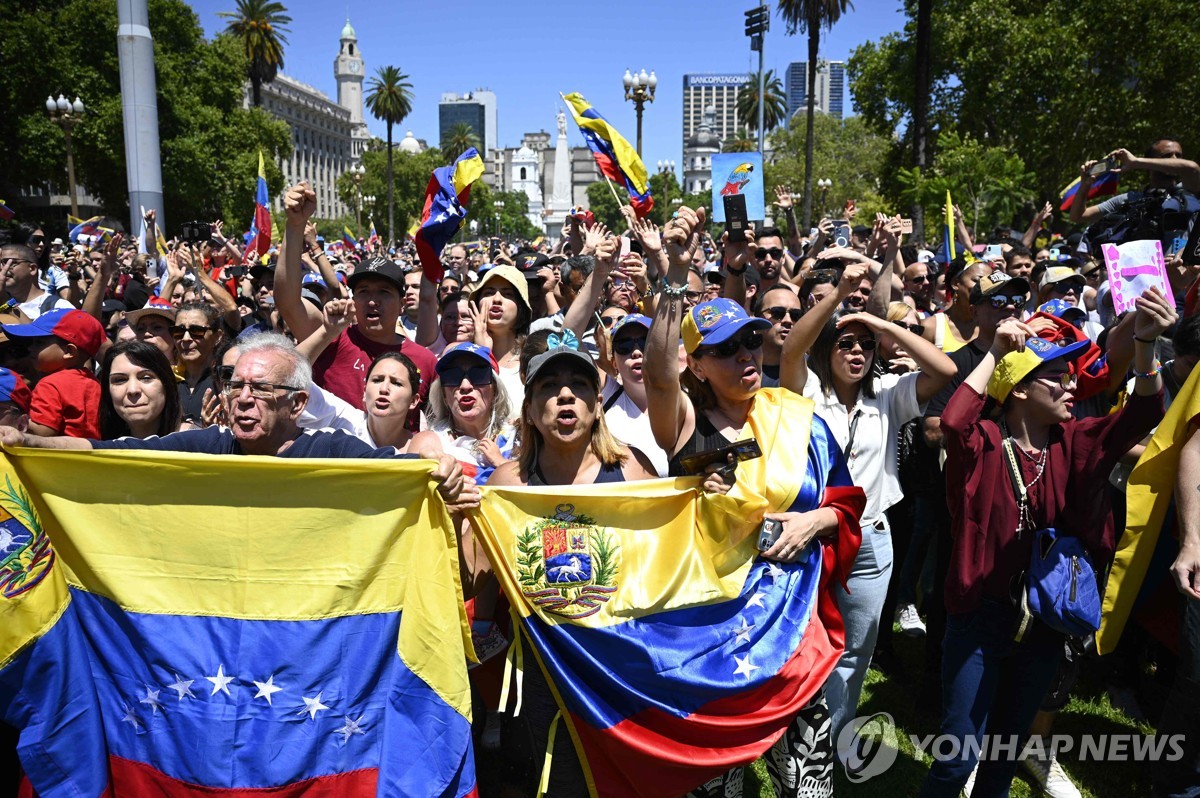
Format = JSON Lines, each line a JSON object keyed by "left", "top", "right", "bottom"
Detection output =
{"left": 1000, "top": 420, "right": 1048, "bottom": 537}
{"left": 707, "top": 405, "right": 746, "bottom": 436}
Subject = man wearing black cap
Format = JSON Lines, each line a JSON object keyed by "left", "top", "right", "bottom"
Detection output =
{"left": 277, "top": 183, "right": 436, "bottom": 418}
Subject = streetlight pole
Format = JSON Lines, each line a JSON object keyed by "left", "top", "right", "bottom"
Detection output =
{"left": 45, "top": 94, "right": 85, "bottom": 218}
{"left": 817, "top": 178, "right": 832, "bottom": 219}
{"left": 493, "top": 200, "right": 505, "bottom": 239}
{"left": 657, "top": 159, "right": 676, "bottom": 217}
{"left": 622, "top": 68, "right": 657, "bottom": 159}
{"left": 744, "top": 6, "right": 769, "bottom": 153}
{"left": 352, "top": 164, "right": 365, "bottom": 231}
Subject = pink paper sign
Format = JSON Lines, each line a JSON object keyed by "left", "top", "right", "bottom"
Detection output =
{"left": 1100, "top": 240, "right": 1176, "bottom": 316}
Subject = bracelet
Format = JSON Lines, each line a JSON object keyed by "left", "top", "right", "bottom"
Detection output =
{"left": 639, "top": 287, "right": 655, "bottom": 300}
{"left": 660, "top": 278, "right": 688, "bottom": 299}
{"left": 1134, "top": 336, "right": 1157, "bottom": 344}
{"left": 726, "top": 264, "right": 747, "bottom": 276}
{"left": 1132, "top": 360, "right": 1161, "bottom": 379}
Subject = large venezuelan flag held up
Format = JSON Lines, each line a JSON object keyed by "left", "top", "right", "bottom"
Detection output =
{"left": 562, "top": 92, "right": 654, "bottom": 218}
{"left": 1059, "top": 171, "right": 1119, "bottom": 212}
{"left": 414, "top": 148, "right": 485, "bottom": 283}
{"left": 470, "top": 389, "right": 864, "bottom": 797}
{"left": 0, "top": 449, "right": 477, "bottom": 797}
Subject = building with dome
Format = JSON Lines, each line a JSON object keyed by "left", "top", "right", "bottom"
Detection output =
{"left": 253, "top": 18, "right": 372, "bottom": 218}
{"left": 397, "top": 131, "right": 424, "bottom": 154}
{"left": 683, "top": 105, "right": 721, "bottom": 195}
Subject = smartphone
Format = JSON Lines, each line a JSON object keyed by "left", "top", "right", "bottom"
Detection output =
{"left": 723, "top": 195, "right": 749, "bottom": 244}
{"left": 678, "top": 437, "right": 763, "bottom": 476}
{"left": 831, "top": 220, "right": 851, "bottom": 248}
{"left": 180, "top": 222, "right": 212, "bottom": 244}
{"left": 1048, "top": 246, "right": 1063, "bottom": 261}
{"left": 900, "top": 218, "right": 913, "bottom": 235}
{"left": 1087, "top": 157, "right": 1118, "bottom": 178}
{"left": 1182, "top": 219, "right": 1200, "bottom": 266}
{"left": 983, "top": 244, "right": 1004, "bottom": 261}
{"left": 844, "top": 199, "right": 856, "bottom": 216}
{"left": 756, "top": 518, "right": 784, "bottom": 551}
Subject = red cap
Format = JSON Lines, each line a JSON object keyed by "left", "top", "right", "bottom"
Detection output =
{"left": 1, "top": 309, "right": 106, "bottom": 359}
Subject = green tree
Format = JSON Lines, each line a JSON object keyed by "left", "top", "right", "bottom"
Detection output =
{"left": 735, "top": 70, "right": 788, "bottom": 138}
{"left": 777, "top": 0, "right": 855, "bottom": 229}
{"left": 218, "top": 0, "right": 291, "bottom": 108}
{"left": 847, "top": 0, "right": 1200, "bottom": 211}
{"left": 365, "top": 65, "right": 414, "bottom": 244}
{"left": 723, "top": 128, "right": 758, "bottom": 154}
{"left": 0, "top": 0, "right": 290, "bottom": 234}
{"left": 585, "top": 183, "right": 624, "bottom": 231}
{"left": 441, "top": 123, "right": 481, "bottom": 162}
{"left": 647, "top": 170, "right": 682, "bottom": 226}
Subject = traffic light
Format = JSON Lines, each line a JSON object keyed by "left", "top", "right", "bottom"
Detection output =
{"left": 744, "top": 5, "right": 768, "bottom": 51}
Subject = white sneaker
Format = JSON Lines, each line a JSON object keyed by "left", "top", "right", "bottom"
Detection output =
{"left": 961, "top": 762, "right": 977, "bottom": 797}
{"left": 1020, "top": 748, "right": 1082, "bottom": 798}
{"left": 896, "top": 603, "right": 926, "bottom": 637}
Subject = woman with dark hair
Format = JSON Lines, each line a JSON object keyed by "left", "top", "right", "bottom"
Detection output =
{"left": 99, "top": 340, "right": 183, "bottom": 440}
{"left": 786, "top": 263, "right": 956, "bottom": 742}
{"left": 921, "top": 256, "right": 987, "bottom": 352}
{"left": 173, "top": 300, "right": 224, "bottom": 423}
{"left": 471, "top": 265, "right": 533, "bottom": 412}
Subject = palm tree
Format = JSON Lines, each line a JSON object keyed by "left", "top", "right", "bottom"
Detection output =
{"left": 441, "top": 123, "right": 481, "bottom": 162}
{"left": 777, "top": 0, "right": 854, "bottom": 228}
{"left": 219, "top": 0, "right": 291, "bottom": 108}
{"left": 723, "top": 128, "right": 758, "bottom": 154}
{"left": 735, "top": 70, "right": 788, "bottom": 138}
{"left": 365, "top": 66, "right": 414, "bottom": 244}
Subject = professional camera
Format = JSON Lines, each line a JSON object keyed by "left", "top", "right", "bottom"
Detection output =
{"left": 180, "top": 222, "right": 212, "bottom": 244}
{"left": 1086, "top": 187, "right": 1197, "bottom": 248}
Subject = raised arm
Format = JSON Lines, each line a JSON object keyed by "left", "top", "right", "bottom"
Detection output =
{"left": 303, "top": 222, "right": 348, "bottom": 300}
{"left": 773, "top": 185, "right": 804, "bottom": 259}
{"left": 720, "top": 225, "right": 755, "bottom": 311}
{"left": 1171, "top": 424, "right": 1200, "bottom": 599}
{"left": 1022, "top": 202, "right": 1052, "bottom": 249}
{"left": 778, "top": 261, "right": 867, "bottom": 394}
{"left": 837, "top": 311, "right": 957, "bottom": 404}
{"left": 564, "top": 237, "right": 618, "bottom": 338}
{"left": 189, "top": 245, "right": 241, "bottom": 332}
{"left": 278, "top": 183, "right": 324, "bottom": 342}
{"left": 1070, "top": 161, "right": 1106, "bottom": 225}
{"left": 82, "top": 234, "right": 122, "bottom": 320}
{"left": 1110, "top": 147, "right": 1200, "bottom": 193}
{"left": 415, "top": 274, "right": 440, "bottom": 348}
{"left": 297, "top": 298, "right": 355, "bottom": 365}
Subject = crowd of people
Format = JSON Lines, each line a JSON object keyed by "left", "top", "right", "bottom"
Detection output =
{"left": 2, "top": 137, "right": 1199, "bottom": 798}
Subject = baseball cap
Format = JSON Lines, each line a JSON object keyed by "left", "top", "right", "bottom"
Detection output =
{"left": 2, "top": 308, "right": 105, "bottom": 359}
{"left": 1036, "top": 299, "right": 1087, "bottom": 324}
{"left": 101, "top": 299, "right": 126, "bottom": 316}
{"left": 437, "top": 342, "right": 499, "bottom": 375}
{"left": 515, "top": 252, "right": 549, "bottom": 280}
{"left": 348, "top": 256, "right": 405, "bottom": 292}
{"left": 969, "top": 271, "right": 1030, "bottom": 305}
{"left": 1039, "top": 266, "right": 1086, "bottom": 293}
{"left": 611, "top": 314, "right": 652, "bottom": 339}
{"left": 0, "top": 368, "right": 31, "bottom": 413}
{"left": 525, "top": 344, "right": 598, "bottom": 386}
{"left": 681, "top": 298, "right": 772, "bottom": 354}
{"left": 302, "top": 273, "right": 326, "bottom": 287}
{"left": 476, "top": 265, "right": 531, "bottom": 311}
{"left": 125, "top": 297, "right": 178, "bottom": 327}
{"left": 987, "top": 337, "right": 1091, "bottom": 404}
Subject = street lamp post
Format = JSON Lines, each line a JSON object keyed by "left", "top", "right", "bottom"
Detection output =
{"left": 363, "top": 194, "right": 376, "bottom": 237}
{"left": 45, "top": 94, "right": 85, "bottom": 218}
{"left": 656, "top": 159, "right": 676, "bottom": 217}
{"left": 817, "top": 178, "right": 832, "bottom": 218}
{"left": 622, "top": 68, "right": 657, "bottom": 158}
{"left": 351, "top": 164, "right": 366, "bottom": 230}
{"left": 493, "top": 200, "right": 505, "bottom": 239}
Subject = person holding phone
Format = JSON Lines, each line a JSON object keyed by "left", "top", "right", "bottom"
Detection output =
{"left": 644, "top": 206, "right": 866, "bottom": 796}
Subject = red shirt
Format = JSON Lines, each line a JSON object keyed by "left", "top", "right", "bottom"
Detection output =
{"left": 30, "top": 367, "right": 101, "bottom": 438}
{"left": 312, "top": 326, "right": 436, "bottom": 427}
{"left": 940, "top": 383, "right": 1162, "bottom": 615}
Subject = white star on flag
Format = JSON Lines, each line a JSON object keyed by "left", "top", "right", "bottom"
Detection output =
{"left": 334, "top": 715, "right": 366, "bottom": 744}
{"left": 746, "top": 590, "right": 767, "bottom": 609}
{"left": 140, "top": 687, "right": 163, "bottom": 714}
{"left": 732, "top": 618, "right": 754, "bottom": 645}
{"left": 434, "top": 212, "right": 448, "bottom": 223}
{"left": 206, "top": 664, "right": 235, "bottom": 697}
{"left": 121, "top": 705, "right": 141, "bottom": 731}
{"left": 764, "top": 562, "right": 786, "bottom": 584}
{"left": 167, "top": 674, "right": 196, "bottom": 701}
{"left": 733, "top": 654, "right": 760, "bottom": 679}
{"left": 300, "top": 692, "right": 331, "bottom": 721}
{"left": 253, "top": 675, "right": 283, "bottom": 705}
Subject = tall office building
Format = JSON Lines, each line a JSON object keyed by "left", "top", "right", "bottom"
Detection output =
{"left": 785, "top": 59, "right": 846, "bottom": 120}
{"left": 681, "top": 74, "right": 747, "bottom": 153}
{"left": 438, "top": 90, "right": 498, "bottom": 156}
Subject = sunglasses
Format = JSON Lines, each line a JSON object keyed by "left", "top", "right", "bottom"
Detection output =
{"left": 613, "top": 335, "right": 647, "bottom": 356}
{"left": 169, "top": 324, "right": 215, "bottom": 340}
{"left": 755, "top": 247, "right": 784, "bottom": 260}
{"left": 893, "top": 320, "right": 924, "bottom": 334}
{"left": 28, "top": 235, "right": 45, "bottom": 245}
{"left": 907, "top": 274, "right": 930, "bottom": 284}
{"left": 763, "top": 306, "right": 803, "bottom": 323}
{"left": 215, "top": 364, "right": 234, "bottom": 384}
{"left": 440, "top": 364, "right": 494, "bottom": 386}
{"left": 600, "top": 315, "right": 626, "bottom": 329}
{"left": 835, "top": 335, "right": 878, "bottom": 352}
{"left": 1036, "top": 372, "right": 1077, "bottom": 391}
{"left": 983, "top": 295, "right": 1028, "bottom": 309}
{"left": 700, "top": 331, "right": 764, "bottom": 358}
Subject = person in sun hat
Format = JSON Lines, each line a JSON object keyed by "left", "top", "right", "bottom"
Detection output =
{"left": 470, "top": 264, "right": 532, "bottom": 412}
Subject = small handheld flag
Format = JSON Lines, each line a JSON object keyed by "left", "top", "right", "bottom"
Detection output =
{"left": 562, "top": 92, "right": 653, "bottom": 218}
{"left": 342, "top": 225, "right": 358, "bottom": 250}
{"left": 367, "top": 219, "right": 380, "bottom": 250}
{"left": 1059, "top": 171, "right": 1119, "bottom": 211}
{"left": 68, "top": 215, "right": 105, "bottom": 244}
{"left": 244, "top": 152, "right": 272, "bottom": 262}
{"left": 413, "top": 148, "right": 485, "bottom": 283}
{"left": 940, "top": 189, "right": 957, "bottom": 265}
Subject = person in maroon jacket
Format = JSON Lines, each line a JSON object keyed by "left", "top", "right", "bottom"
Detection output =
{"left": 918, "top": 287, "right": 1176, "bottom": 798}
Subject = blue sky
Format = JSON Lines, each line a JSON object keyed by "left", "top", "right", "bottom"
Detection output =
{"left": 188, "top": 0, "right": 907, "bottom": 169}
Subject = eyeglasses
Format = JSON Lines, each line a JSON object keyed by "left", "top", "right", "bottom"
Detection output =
{"left": 440, "top": 364, "right": 494, "bottom": 386}
{"left": 684, "top": 290, "right": 704, "bottom": 303}
{"left": 985, "top": 295, "right": 1028, "bottom": 309}
{"left": 699, "top": 331, "right": 764, "bottom": 358}
{"left": 1049, "top": 282, "right": 1082, "bottom": 294}
{"left": 893, "top": 320, "right": 924, "bottom": 334}
{"left": 613, "top": 335, "right": 647, "bottom": 356}
{"left": 215, "top": 364, "right": 234, "bottom": 385}
{"left": 608, "top": 277, "right": 631, "bottom": 289}
{"left": 906, "top": 274, "right": 930, "bottom": 284}
{"left": 1036, "top": 372, "right": 1078, "bottom": 391}
{"left": 221, "top": 379, "right": 302, "bottom": 398}
{"left": 169, "top": 324, "right": 215, "bottom": 340}
{"left": 1, "top": 258, "right": 34, "bottom": 269}
{"left": 763, "top": 306, "right": 803, "bottom": 323}
{"left": 755, "top": 247, "right": 784, "bottom": 260}
{"left": 835, "top": 335, "right": 878, "bottom": 352}
{"left": 1083, "top": 270, "right": 1103, "bottom": 281}
{"left": 600, "top": 315, "right": 626, "bottom": 329}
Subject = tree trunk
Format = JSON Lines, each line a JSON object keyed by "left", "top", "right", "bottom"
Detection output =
{"left": 251, "top": 76, "right": 261, "bottom": 108}
{"left": 386, "top": 122, "right": 395, "bottom": 245}
{"left": 801, "top": 22, "right": 819, "bottom": 230}
{"left": 911, "top": 0, "right": 932, "bottom": 243}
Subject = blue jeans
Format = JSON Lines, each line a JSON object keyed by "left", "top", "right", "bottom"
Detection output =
{"left": 828, "top": 516, "right": 894, "bottom": 743}
{"left": 918, "top": 599, "right": 1063, "bottom": 798}
{"left": 899, "top": 493, "right": 938, "bottom": 606}
{"left": 1154, "top": 592, "right": 1200, "bottom": 798}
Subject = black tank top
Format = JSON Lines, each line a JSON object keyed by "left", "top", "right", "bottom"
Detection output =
{"left": 528, "top": 459, "right": 627, "bottom": 486}
{"left": 667, "top": 409, "right": 734, "bottom": 477}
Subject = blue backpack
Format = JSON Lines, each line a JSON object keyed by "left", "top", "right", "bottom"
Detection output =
{"left": 1016, "top": 528, "right": 1102, "bottom": 640}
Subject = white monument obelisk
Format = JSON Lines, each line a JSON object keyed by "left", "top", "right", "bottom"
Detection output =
{"left": 546, "top": 109, "right": 573, "bottom": 244}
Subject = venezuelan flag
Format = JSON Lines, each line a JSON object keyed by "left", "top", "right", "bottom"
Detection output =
{"left": 0, "top": 449, "right": 477, "bottom": 797}
{"left": 414, "top": 148, "right": 485, "bottom": 283}
{"left": 939, "top": 189, "right": 957, "bottom": 265}
{"left": 368, "top": 219, "right": 380, "bottom": 250}
{"left": 1059, "top": 171, "right": 1119, "bottom": 212}
{"left": 1098, "top": 366, "right": 1200, "bottom": 654}
{"left": 244, "top": 152, "right": 272, "bottom": 261}
{"left": 0, "top": 200, "right": 14, "bottom": 221}
{"left": 562, "top": 92, "right": 653, "bottom": 218}
{"left": 68, "top": 215, "right": 105, "bottom": 243}
{"left": 470, "top": 389, "right": 864, "bottom": 797}
{"left": 342, "top": 225, "right": 358, "bottom": 250}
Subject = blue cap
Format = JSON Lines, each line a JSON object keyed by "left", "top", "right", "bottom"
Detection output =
{"left": 681, "top": 298, "right": 771, "bottom": 354}
{"left": 1037, "top": 299, "right": 1086, "bottom": 321}
{"left": 437, "top": 342, "right": 499, "bottom": 374}
{"left": 611, "top": 313, "right": 652, "bottom": 339}
{"left": 0, "top": 368, "right": 31, "bottom": 412}
{"left": 302, "top": 273, "right": 326, "bottom": 287}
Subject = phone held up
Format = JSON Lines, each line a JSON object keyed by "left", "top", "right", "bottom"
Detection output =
{"left": 723, "top": 195, "right": 750, "bottom": 244}
{"left": 1087, "top": 157, "right": 1119, "bottom": 178}
{"left": 831, "top": 220, "right": 852, "bottom": 249}
{"left": 180, "top": 222, "right": 212, "bottom": 244}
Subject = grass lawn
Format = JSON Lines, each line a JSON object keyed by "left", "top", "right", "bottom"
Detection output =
{"left": 739, "top": 629, "right": 1158, "bottom": 797}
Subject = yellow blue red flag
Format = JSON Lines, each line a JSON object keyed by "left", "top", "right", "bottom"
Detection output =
{"left": 414, "top": 149, "right": 485, "bottom": 283}
{"left": 244, "top": 151, "right": 272, "bottom": 262}
{"left": 470, "top": 389, "right": 864, "bottom": 797}
{"left": 562, "top": 92, "right": 653, "bottom": 218}
{"left": 0, "top": 449, "right": 477, "bottom": 797}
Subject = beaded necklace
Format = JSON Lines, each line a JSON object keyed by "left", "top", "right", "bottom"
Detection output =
{"left": 1000, "top": 419, "right": 1047, "bottom": 538}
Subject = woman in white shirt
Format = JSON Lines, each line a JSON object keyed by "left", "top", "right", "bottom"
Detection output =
{"left": 598, "top": 313, "right": 670, "bottom": 476}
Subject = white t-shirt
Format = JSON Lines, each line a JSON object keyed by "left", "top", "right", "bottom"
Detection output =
{"left": 600, "top": 379, "right": 668, "bottom": 477}
{"left": 803, "top": 369, "right": 924, "bottom": 524}
{"left": 19, "top": 293, "right": 74, "bottom": 320}
{"left": 497, "top": 363, "right": 524, "bottom": 420}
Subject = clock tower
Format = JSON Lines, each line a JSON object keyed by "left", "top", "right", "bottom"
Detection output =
{"left": 334, "top": 18, "right": 364, "bottom": 125}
